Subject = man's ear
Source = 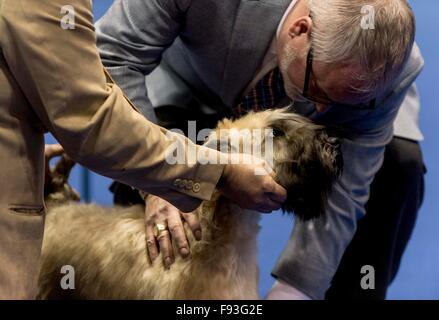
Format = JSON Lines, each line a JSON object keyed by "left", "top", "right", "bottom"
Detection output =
{"left": 288, "top": 16, "right": 313, "bottom": 39}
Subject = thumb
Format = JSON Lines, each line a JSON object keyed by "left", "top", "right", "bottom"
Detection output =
{"left": 45, "top": 144, "right": 64, "bottom": 160}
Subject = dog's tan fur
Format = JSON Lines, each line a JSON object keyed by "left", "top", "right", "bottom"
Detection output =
{"left": 38, "top": 109, "right": 342, "bottom": 300}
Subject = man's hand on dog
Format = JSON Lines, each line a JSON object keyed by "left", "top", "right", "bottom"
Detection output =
{"left": 44, "top": 144, "right": 81, "bottom": 201}
{"left": 144, "top": 154, "right": 286, "bottom": 268}
{"left": 44, "top": 144, "right": 65, "bottom": 184}
{"left": 144, "top": 195, "right": 199, "bottom": 269}
{"left": 219, "top": 154, "right": 287, "bottom": 213}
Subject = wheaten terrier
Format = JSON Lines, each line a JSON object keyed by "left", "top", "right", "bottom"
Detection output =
{"left": 38, "top": 108, "right": 342, "bottom": 299}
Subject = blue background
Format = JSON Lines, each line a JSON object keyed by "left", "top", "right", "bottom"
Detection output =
{"left": 47, "top": 0, "right": 439, "bottom": 299}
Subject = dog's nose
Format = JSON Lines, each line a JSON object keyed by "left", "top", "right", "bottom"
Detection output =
{"left": 315, "top": 103, "right": 329, "bottom": 113}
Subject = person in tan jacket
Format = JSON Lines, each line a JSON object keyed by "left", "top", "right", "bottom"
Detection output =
{"left": 0, "top": 0, "right": 286, "bottom": 299}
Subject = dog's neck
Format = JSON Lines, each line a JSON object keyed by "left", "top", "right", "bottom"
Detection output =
{"left": 190, "top": 193, "right": 261, "bottom": 266}
{"left": 173, "top": 194, "right": 262, "bottom": 299}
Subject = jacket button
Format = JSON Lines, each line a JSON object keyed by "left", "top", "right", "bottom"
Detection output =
{"left": 186, "top": 180, "right": 194, "bottom": 190}
{"left": 193, "top": 183, "right": 201, "bottom": 193}
{"left": 174, "top": 179, "right": 182, "bottom": 188}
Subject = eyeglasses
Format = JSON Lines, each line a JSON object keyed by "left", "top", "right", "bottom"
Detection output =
{"left": 302, "top": 41, "right": 377, "bottom": 110}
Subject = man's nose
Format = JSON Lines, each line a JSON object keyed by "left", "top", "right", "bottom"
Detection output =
{"left": 315, "top": 103, "right": 329, "bottom": 113}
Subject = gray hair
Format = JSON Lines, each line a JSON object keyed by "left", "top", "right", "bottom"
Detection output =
{"left": 307, "top": 0, "right": 415, "bottom": 99}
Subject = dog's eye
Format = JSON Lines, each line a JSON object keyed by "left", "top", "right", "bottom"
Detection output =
{"left": 271, "top": 128, "right": 284, "bottom": 137}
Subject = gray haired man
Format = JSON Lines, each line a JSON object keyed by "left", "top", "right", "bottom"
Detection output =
{"left": 96, "top": 0, "right": 425, "bottom": 299}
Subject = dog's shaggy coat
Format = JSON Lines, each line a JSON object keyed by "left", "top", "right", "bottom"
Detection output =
{"left": 38, "top": 109, "right": 342, "bottom": 300}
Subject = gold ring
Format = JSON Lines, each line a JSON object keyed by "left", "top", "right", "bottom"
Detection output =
{"left": 153, "top": 223, "right": 167, "bottom": 238}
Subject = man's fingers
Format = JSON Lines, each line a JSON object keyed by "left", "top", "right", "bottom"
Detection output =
{"left": 156, "top": 230, "right": 174, "bottom": 269}
{"left": 44, "top": 144, "right": 64, "bottom": 179}
{"left": 260, "top": 198, "right": 282, "bottom": 213}
{"left": 45, "top": 144, "right": 64, "bottom": 161}
{"left": 145, "top": 224, "right": 159, "bottom": 263}
{"left": 181, "top": 212, "right": 202, "bottom": 241}
{"left": 167, "top": 215, "right": 190, "bottom": 258}
{"left": 253, "top": 193, "right": 284, "bottom": 213}
{"left": 266, "top": 180, "right": 287, "bottom": 203}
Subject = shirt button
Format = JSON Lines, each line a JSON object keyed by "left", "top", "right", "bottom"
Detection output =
{"left": 193, "top": 183, "right": 201, "bottom": 193}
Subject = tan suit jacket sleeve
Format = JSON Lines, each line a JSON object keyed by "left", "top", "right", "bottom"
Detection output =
{"left": 0, "top": 0, "right": 224, "bottom": 212}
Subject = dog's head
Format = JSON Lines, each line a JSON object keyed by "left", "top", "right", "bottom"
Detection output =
{"left": 209, "top": 108, "right": 343, "bottom": 221}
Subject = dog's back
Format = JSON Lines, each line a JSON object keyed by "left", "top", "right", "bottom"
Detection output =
{"left": 39, "top": 203, "right": 151, "bottom": 299}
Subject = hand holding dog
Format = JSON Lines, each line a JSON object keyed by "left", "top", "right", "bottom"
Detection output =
{"left": 219, "top": 153, "right": 287, "bottom": 213}
{"left": 144, "top": 195, "right": 200, "bottom": 269}
{"left": 144, "top": 154, "right": 287, "bottom": 268}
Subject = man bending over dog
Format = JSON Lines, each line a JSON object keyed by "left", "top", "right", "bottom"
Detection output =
{"left": 96, "top": 0, "right": 425, "bottom": 299}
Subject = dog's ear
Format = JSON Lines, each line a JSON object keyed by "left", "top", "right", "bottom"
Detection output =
{"left": 281, "top": 128, "right": 343, "bottom": 221}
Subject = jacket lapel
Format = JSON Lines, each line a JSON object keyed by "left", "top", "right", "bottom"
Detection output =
{"left": 220, "top": 0, "right": 290, "bottom": 107}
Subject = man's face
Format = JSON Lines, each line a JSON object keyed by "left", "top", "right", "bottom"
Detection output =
{"left": 276, "top": 4, "right": 372, "bottom": 112}
{"left": 278, "top": 41, "right": 371, "bottom": 113}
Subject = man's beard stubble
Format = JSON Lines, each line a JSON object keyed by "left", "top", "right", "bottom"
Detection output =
{"left": 279, "top": 43, "right": 308, "bottom": 103}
